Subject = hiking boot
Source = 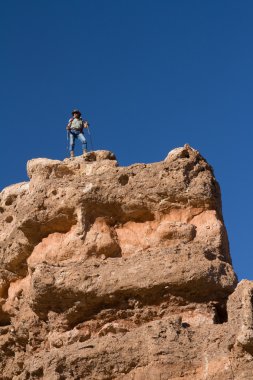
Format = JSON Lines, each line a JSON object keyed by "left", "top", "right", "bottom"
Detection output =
{"left": 70, "top": 151, "right": 74, "bottom": 158}
{"left": 83, "top": 149, "right": 87, "bottom": 156}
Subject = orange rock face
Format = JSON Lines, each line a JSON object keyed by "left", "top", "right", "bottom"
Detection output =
{"left": 0, "top": 146, "right": 252, "bottom": 379}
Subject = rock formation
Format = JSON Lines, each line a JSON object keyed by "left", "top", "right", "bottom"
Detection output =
{"left": 0, "top": 145, "right": 252, "bottom": 379}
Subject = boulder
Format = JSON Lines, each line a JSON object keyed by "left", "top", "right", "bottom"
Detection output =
{"left": 0, "top": 146, "right": 250, "bottom": 379}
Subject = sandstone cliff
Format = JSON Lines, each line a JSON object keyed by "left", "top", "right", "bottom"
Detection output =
{"left": 0, "top": 145, "right": 252, "bottom": 379}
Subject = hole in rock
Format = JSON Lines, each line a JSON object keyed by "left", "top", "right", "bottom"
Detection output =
{"left": 178, "top": 150, "right": 190, "bottom": 159}
{"left": 181, "top": 322, "right": 190, "bottom": 328}
{"left": 118, "top": 174, "right": 129, "bottom": 186}
{"left": 0, "top": 315, "right": 11, "bottom": 326}
{"left": 5, "top": 215, "right": 13, "bottom": 223}
{"left": 55, "top": 362, "right": 65, "bottom": 375}
{"left": 204, "top": 250, "right": 216, "bottom": 261}
{"left": 31, "top": 367, "right": 44, "bottom": 377}
{"left": 5, "top": 195, "right": 16, "bottom": 206}
{"left": 214, "top": 302, "right": 228, "bottom": 324}
{"left": 0, "top": 207, "right": 4, "bottom": 213}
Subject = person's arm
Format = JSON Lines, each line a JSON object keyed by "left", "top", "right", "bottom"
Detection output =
{"left": 66, "top": 118, "right": 73, "bottom": 130}
{"left": 83, "top": 120, "right": 89, "bottom": 129}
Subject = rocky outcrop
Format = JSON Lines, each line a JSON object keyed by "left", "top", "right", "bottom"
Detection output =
{"left": 0, "top": 145, "right": 252, "bottom": 379}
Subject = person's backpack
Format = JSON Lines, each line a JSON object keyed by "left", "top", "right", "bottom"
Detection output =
{"left": 69, "top": 117, "right": 83, "bottom": 130}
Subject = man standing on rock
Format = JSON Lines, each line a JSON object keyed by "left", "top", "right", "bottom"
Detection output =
{"left": 66, "top": 109, "right": 89, "bottom": 158}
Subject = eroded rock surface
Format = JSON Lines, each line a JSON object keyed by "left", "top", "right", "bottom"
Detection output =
{"left": 0, "top": 145, "right": 251, "bottom": 379}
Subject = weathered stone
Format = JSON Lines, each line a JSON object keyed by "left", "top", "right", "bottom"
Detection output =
{"left": 0, "top": 146, "right": 251, "bottom": 379}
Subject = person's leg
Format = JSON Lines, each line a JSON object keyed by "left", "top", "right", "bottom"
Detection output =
{"left": 77, "top": 133, "right": 87, "bottom": 153}
{"left": 69, "top": 133, "right": 75, "bottom": 157}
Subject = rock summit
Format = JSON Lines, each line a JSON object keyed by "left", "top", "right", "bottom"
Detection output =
{"left": 0, "top": 145, "right": 252, "bottom": 379}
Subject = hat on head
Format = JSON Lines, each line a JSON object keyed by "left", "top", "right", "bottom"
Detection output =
{"left": 72, "top": 109, "right": 81, "bottom": 116}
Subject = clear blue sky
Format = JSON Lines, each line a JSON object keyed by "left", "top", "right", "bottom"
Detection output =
{"left": 1, "top": 0, "right": 253, "bottom": 280}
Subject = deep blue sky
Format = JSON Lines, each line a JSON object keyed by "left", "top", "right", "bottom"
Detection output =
{"left": 1, "top": 0, "right": 253, "bottom": 280}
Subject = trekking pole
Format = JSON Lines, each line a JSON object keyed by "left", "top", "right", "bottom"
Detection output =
{"left": 66, "top": 130, "right": 70, "bottom": 152}
{"left": 87, "top": 124, "right": 94, "bottom": 151}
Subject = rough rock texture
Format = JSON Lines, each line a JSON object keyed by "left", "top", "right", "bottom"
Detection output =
{"left": 0, "top": 145, "right": 252, "bottom": 379}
